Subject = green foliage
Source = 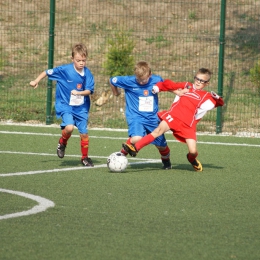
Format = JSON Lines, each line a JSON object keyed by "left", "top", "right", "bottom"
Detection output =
{"left": 188, "top": 10, "right": 197, "bottom": 20}
{"left": 103, "top": 31, "right": 135, "bottom": 77}
{"left": 249, "top": 60, "right": 260, "bottom": 93}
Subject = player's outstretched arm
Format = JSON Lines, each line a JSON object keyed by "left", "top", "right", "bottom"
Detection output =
{"left": 211, "top": 91, "right": 224, "bottom": 107}
{"left": 109, "top": 82, "right": 121, "bottom": 96}
{"left": 156, "top": 80, "right": 189, "bottom": 92}
{"left": 30, "top": 71, "right": 47, "bottom": 89}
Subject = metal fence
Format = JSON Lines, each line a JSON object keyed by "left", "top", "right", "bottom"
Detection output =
{"left": 0, "top": 0, "right": 259, "bottom": 136}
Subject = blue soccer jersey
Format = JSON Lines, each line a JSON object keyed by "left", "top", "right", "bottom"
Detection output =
{"left": 46, "top": 63, "right": 95, "bottom": 119}
{"left": 110, "top": 74, "right": 167, "bottom": 146}
{"left": 110, "top": 75, "right": 163, "bottom": 124}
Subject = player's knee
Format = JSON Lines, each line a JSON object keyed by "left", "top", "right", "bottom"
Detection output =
{"left": 65, "top": 125, "right": 74, "bottom": 133}
{"left": 80, "top": 133, "right": 89, "bottom": 141}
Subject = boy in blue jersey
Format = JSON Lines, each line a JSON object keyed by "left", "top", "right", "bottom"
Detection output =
{"left": 30, "top": 43, "right": 95, "bottom": 167}
{"left": 109, "top": 61, "right": 174, "bottom": 169}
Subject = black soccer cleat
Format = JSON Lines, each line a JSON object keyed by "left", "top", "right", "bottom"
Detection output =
{"left": 81, "top": 157, "right": 94, "bottom": 167}
{"left": 187, "top": 154, "right": 203, "bottom": 172}
{"left": 57, "top": 142, "right": 66, "bottom": 158}
{"left": 162, "top": 159, "right": 172, "bottom": 170}
{"left": 122, "top": 143, "right": 138, "bottom": 157}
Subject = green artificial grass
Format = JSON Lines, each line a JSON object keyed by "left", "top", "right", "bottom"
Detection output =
{"left": 0, "top": 124, "right": 260, "bottom": 259}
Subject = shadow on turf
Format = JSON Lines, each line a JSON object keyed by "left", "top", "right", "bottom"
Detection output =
{"left": 58, "top": 158, "right": 100, "bottom": 167}
{"left": 57, "top": 160, "right": 223, "bottom": 172}
{"left": 129, "top": 163, "right": 224, "bottom": 172}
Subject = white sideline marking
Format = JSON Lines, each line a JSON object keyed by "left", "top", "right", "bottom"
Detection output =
{"left": 0, "top": 151, "right": 152, "bottom": 160}
{"left": 0, "top": 164, "right": 108, "bottom": 177}
{"left": 0, "top": 130, "right": 260, "bottom": 146}
{"left": 0, "top": 160, "right": 159, "bottom": 177}
{"left": 0, "top": 127, "right": 259, "bottom": 220}
{"left": 0, "top": 188, "right": 55, "bottom": 220}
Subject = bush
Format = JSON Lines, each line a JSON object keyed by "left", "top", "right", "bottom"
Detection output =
{"left": 249, "top": 60, "right": 260, "bottom": 93}
{"left": 103, "top": 31, "right": 135, "bottom": 77}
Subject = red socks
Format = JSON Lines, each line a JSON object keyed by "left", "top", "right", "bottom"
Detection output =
{"left": 135, "top": 134, "right": 155, "bottom": 151}
{"left": 159, "top": 145, "right": 170, "bottom": 160}
{"left": 81, "top": 137, "right": 89, "bottom": 159}
{"left": 187, "top": 152, "right": 198, "bottom": 163}
{"left": 60, "top": 129, "right": 71, "bottom": 145}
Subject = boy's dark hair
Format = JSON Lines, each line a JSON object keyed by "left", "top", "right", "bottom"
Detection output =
{"left": 198, "top": 68, "right": 212, "bottom": 77}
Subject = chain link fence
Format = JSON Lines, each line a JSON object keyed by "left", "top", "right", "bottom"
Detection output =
{"left": 0, "top": 0, "right": 259, "bottom": 135}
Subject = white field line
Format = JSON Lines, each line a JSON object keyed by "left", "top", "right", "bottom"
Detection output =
{"left": 0, "top": 188, "right": 55, "bottom": 220}
{"left": 0, "top": 151, "right": 153, "bottom": 160}
{"left": 0, "top": 128, "right": 259, "bottom": 220}
{"left": 0, "top": 130, "right": 260, "bottom": 147}
{"left": 0, "top": 162, "right": 153, "bottom": 176}
{"left": 0, "top": 155, "right": 157, "bottom": 220}
{"left": 1, "top": 122, "right": 260, "bottom": 138}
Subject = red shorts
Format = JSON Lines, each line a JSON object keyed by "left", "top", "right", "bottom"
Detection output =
{"left": 158, "top": 111, "right": 196, "bottom": 143}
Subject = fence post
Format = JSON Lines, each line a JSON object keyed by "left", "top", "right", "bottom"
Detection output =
{"left": 216, "top": 0, "right": 226, "bottom": 133}
{"left": 46, "top": 0, "right": 56, "bottom": 125}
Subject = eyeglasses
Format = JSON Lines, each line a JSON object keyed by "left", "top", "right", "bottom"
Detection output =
{"left": 194, "top": 76, "right": 209, "bottom": 84}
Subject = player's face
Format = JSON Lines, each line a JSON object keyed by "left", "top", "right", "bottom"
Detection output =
{"left": 194, "top": 73, "right": 210, "bottom": 89}
{"left": 136, "top": 75, "right": 151, "bottom": 85}
{"left": 72, "top": 53, "right": 87, "bottom": 72}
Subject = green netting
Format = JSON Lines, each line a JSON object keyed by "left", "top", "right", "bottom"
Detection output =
{"left": 0, "top": 0, "right": 259, "bottom": 135}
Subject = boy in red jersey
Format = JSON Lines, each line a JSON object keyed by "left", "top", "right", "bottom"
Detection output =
{"left": 123, "top": 68, "right": 224, "bottom": 171}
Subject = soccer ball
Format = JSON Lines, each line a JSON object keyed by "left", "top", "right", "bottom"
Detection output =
{"left": 107, "top": 152, "right": 128, "bottom": 172}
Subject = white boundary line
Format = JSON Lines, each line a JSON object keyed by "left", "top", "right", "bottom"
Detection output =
{"left": 0, "top": 188, "right": 55, "bottom": 220}
{"left": 1, "top": 130, "right": 260, "bottom": 146}
{"left": 0, "top": 154, "right": 160, "bottom": 177}
{"left": 1, "top": 121, "right": 260, "bottom": 138}
{"left": 0, "top": 127, "right": 259, "bottom": 220}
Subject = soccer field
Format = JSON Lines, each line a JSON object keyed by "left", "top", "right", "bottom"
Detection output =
{"left": 0, "top": 123, "right": 260, "bottom": 260}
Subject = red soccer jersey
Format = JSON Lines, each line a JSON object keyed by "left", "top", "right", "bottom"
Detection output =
{"left": 156, "top": 80, "right": 224, "bottom": 128}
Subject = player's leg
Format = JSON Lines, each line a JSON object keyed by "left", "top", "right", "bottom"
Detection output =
{"left": 57, "top": 113, "right": 74, "bottom": 158}
{"left": 155, "top": 144, "right": 171, "bottom": 170}
{"left": 121, "top": 121, "right": 145, "bottom": 156}
{"left": 80, "top": 133, "right": 93, "bottom": 167}
{"left": 76, "top": 113, "right": 94, "bottom": 167}
{"left": 123, "top": 120, "right": 170, "bottom": 157}
{"left": 120, "top": 136, "right": 142, "bottom": 156}
{"left": 186, "top": 138, "right": 202, "bottom": 171}
{"left": 145, "top": 121, "right": 171, "bottom": 169}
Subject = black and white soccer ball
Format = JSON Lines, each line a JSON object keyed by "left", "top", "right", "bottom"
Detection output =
{"left": 107, "top": 152, "right": 128, "bottom": 172}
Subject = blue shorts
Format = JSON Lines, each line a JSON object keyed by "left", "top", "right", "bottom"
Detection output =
{"left": 128, "top": 119, "right": 167, "bottom": 147}
{"left": 60, "top": 112, "right": 89, "bottom": 134}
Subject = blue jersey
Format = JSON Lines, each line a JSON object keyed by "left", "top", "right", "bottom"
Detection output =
{"left": 46, "top": 63, "right": 95, "bottom": 118}
{"left": 110, "top": 75, "right": 163, "bottom": 124}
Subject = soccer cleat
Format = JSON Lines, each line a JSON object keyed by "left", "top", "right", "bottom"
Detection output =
{"left": 122, "top": 143, "right": 138, "bottom": 157}
{"left": 57, "top": 142, "right": 66, "bottom": 158}
{"left": 81, "top": 157, "right": 94, "bottom": 167}
{"left": 190, "top": 158, "right": 203, "bottom": 172}
{"left": 162, "top": 159, "right": 172, "bottom": 170}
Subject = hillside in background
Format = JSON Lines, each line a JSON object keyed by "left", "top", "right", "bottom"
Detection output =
{"left": 0, "top": 0, "right": 259, "bottom": 133}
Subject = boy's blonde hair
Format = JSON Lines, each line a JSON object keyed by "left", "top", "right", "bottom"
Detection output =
{"left": 134, "top": 61, "right": 151, "bottom": 78}
{"left": 72, "top": 43, "right": 88, "bottom": 58}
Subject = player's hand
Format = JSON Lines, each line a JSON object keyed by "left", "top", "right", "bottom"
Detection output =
{"left": 29, "top": 81, "right": 38, "bottom": 89}
{"left": 179, "top": 88, "right": 189, "bottom": 95}
{"left": 152, "top": 85, "right": 159, "bottom": 94}
{"left": 71, "top": 90, "right": 78, "bottom": 96}
{"left": 211, "top": 91, "right": 220, "bottom": 99}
